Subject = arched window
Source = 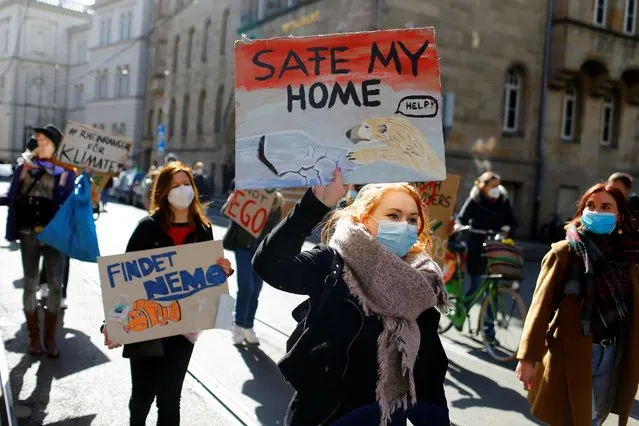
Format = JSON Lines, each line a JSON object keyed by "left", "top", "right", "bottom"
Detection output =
{"left": 186, "top": 27, "right": 194, "bottom": 69}
{"left": 201, "top": 19, "right": 211, "bottom": 63}
{"left": 502, "top": 68, "right": 522, "bottom": 133}
{"left": 182, "top": 94, "right": 190, "bottom": 137}
{"left": 561, "top": 84, "right": 577, "bottom": 141}
{"left": 214, "top": 85, "right": 224, "bottom": 133}
{"left": 197, "top": 90, "right": 206, "bottom": 134}
{"left": 624, "top": 0, "right": 637, "bottom": 34}
{"left": 600, "top": 94, "right": 615, "bottom": 146}
{"left": 168, "top": 98, "right": 176, "bottom": 138}
{"left": 172, "top": 35, "right": 180, "bottom": 73}
{"left": 220, "top": 8, "right": 230, "bottom": 56}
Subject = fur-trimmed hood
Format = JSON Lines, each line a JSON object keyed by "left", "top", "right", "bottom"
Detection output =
{"left": 470, "top": 184, "right": 508, "bottom": 202}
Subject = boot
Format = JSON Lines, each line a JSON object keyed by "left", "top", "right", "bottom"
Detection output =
{"left": 24, "top": 310, "right": 42, "bottom": 356}
{"left": 43, "top": 310, "right": 60, "bottom": 359}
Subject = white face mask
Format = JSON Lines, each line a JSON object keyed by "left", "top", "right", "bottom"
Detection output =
{"left": 487, "top": 187, "right": 501, "bottom": 199}
{"left": 168, "top": 185, "right": 194, "bottom": 209}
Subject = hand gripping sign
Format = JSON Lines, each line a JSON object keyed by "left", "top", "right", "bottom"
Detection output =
{"left": 223, "top": 189, "right": 277, "bottom": 238}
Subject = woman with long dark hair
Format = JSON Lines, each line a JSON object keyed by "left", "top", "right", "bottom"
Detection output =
{"left": 102, "top": 161, "right": 234, "bottom": 426}
{"left": 516, "top": 183, "right": 639, "bottom": 425}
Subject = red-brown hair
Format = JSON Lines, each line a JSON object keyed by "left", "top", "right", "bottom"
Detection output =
{"left": 149, "top": 161, "right": 211, "bottom": 229}
{"left": 566, "top": 182, "right": 632, "bottom": 233}
{"left": 321, "top": 183, "right": 432, "bottom": 255}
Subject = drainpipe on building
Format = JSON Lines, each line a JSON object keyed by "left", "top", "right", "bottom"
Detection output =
{"left": 531, "top": 0, "right": 554, "bottom": 240}
{"left": 374, "top": 0, "right": 382, "bottom": 30}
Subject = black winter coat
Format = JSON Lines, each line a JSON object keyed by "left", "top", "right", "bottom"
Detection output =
{"left": 457, "top": 187, "right": 516, "bottom": 275}
{"left": 252, "top": 189, "right": 449, "bottom": 426}
{"left": 121, "top": 214, "right": 214, "bottom": 358}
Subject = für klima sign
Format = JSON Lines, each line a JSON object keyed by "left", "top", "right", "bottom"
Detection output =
{"left": 57, "top": 121, "right": 132, "bottom": 175}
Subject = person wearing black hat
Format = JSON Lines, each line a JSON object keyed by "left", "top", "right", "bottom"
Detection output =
{"left": 0, "top": 123, "right": 75, "bottom": 358}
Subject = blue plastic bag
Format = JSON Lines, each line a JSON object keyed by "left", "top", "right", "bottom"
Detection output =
{"left": 37, "top": 172, "right": 101, "bottom": 262}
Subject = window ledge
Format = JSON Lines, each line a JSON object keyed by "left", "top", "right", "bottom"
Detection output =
{"left": 501, "top": 130, "right": 524, "bottom": 138}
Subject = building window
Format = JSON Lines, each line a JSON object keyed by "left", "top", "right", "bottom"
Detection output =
{"left": 100, "top": 69, "right": 108, "bottom": 99}
{"left": 120, "top": 122, "right": 126, "bottom": 136}
{"left": 561, "top": 85, "right": 577, "bottom": 141}
{"left": 94, "top": 71, "right": 101, "bottom": 99}
{"left": 220, "top": 8, "right": 230, "bottom": 56}
{"left": 502, "top": 69, "right": 522, "bottom": 133}
{"left": 77, "top": 40, "right": 86, "bottom": 64}
{"left": 594, "top": 0, "right": 607, "bottom": 27}
{"left": 182, "top": 94, "right": 190, "bottom": 137}
{"left": 100, "top": 18, "right": 112, "bottom": 45}
{"left": 186, "top": 28, "right": 194, "bottom": 69}
{"left": 0, "top": 76, "right": 5, "bottom": 103}
{"left": 214, "top": 85, "right": 224, "bottom": 133}
{"left": 112, "top": 123, "right": 118, "bottom": 134}
{"left": 600, "top": 94, "right": 615, "bottom": 146}
{"left": 116, "top": 66, "right": 130, "bottom": 97}
{"left": 119, "top": 11, "right": 133, "bottom": 40}
{"left": 202, "top": 19, "right": 211, "bottom": 63}
{"left": 74, "top": 84, "right": 83, "bottom": 107}
{"left": 168, "top": 98, "right": 176, "bottom": 138}
{"left": 197, "top": 90, "right": 206, "bottom": 134}
{"left": 625, "top": 0, "right": 637, "bottom": 34}
{"left": 172, "top": 35, "right": 180, "bottom": 73}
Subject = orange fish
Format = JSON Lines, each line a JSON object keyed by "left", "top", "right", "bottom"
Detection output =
{"left": 124, "top": 299, "right": 181, "bottom": 333}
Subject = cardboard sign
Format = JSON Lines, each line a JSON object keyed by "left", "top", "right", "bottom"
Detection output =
{"left": 56, "top": 121, "right": 132, "bottom": 175}
{"left": 413, "top": 174, "right": 461, "bottom": 268}
{"left": 98, "top": 240, "right": 229, "bottom": 345}
{"left": 223, "top": 189, "right": 276, "bottom": 238}
{"left": 234, "top": 28, "right": 446, "bottom": 189}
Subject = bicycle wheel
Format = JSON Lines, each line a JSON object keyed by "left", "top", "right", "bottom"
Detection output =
{"left": 438, "top": 296, "right": 459, "bottom": 334}
{"left": 479, "top": 286, "right": 527, "bottom": 362}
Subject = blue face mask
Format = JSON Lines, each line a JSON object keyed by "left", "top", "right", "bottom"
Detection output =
{"left": 374, "top": 219, "right": 419, "bottom": 257}
{"left": 581, "top": 210, "right": 617, "bottom": 235}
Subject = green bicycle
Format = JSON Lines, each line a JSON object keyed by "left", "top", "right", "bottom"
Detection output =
{"left": 438, "top": 226, "right": 527, "bottom": 363}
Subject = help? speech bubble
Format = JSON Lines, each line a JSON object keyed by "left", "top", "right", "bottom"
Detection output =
{"left": 395, "top": 95, "right": 439, "bottom": 118}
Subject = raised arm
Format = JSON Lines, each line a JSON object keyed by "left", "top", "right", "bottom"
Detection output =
{"left": 252, "top": 188, "right": 332, "bottom": 295}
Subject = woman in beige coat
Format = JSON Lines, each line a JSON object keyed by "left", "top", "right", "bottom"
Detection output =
{"left": 516, "top": 183, "right": 639, "bottom": 426}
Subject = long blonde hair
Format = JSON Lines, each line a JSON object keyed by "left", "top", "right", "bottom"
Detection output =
{"left": 321, "top": 183, "right": 432, "bottom": 255}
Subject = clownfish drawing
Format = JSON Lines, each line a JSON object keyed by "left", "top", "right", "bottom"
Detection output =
{"left": 124, "top": 299, "right": 182, "bottom": 333}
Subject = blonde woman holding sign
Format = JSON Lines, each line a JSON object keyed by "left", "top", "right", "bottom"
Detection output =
{"left": 101, "top": 161, "right": 234, "bottom": 426}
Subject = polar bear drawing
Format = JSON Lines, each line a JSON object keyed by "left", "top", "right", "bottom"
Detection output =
{"left": 345, "top": 116, "right": 445, "bottom": 177}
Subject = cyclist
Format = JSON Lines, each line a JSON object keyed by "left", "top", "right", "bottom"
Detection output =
{"left": 456, "top": 171, "right": 515, "bottom": 343}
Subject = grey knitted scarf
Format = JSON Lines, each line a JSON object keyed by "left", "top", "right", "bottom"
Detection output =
{"left": 329, "top": 220, "right": 448, "bottom": 425}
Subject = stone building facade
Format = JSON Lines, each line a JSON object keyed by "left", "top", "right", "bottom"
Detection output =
{"left": 141, "top": 0, "right": 239, "bottom": 194}
{"left": 237, "top": 0, "right": 639, "bottom": 238}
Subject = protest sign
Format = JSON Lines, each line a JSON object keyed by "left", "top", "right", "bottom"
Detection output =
{"left": 56, "top": 121, "right": 132, "bottom": 175}
{"left": 234, "top": 28, "right": 446, "bottom": 189}
{"left": 223, "top": 189, "right": 276, "bottom": 238}
{"left": 413, "top": 174, "right": 461, "bottom": 268}
{"left": 98, "top": 240, "right": 229, "bottom": 345}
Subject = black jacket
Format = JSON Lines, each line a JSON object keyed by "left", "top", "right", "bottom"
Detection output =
{"left": 252, "top": 189, "right": 449, "bottom": 425}
{"left": 457, "top": 186, "right": 516, "bottom": 275}
{"left": 121, "top": 214, "right": 214, "bottom": 358}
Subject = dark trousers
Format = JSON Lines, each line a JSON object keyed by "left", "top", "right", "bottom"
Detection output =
{"left": 233, "top": 246, "right": 263, "bottom": 329}
{"left": 330, "top": 402, "right": 450, "bottom": 426}
{"left": 129, "top": 336, "right": 194, "bottom": 426}
{"left": 39, "top": 255, "right": 70, "bottom": 298}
